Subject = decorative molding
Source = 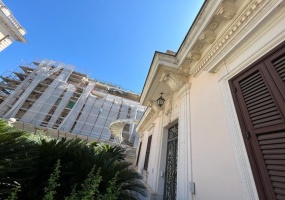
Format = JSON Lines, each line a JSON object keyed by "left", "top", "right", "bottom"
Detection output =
{"left": 140, "top": 52, "right": 178, "bottom": 105}
{"left": 191, "top": 0, "right": 266, "bottom": 76}
{"left": 198, "top": 30, "right": 216, "bottom": 44}
{"left": 147, "top": 123, "right": 155, "bottom": 132}
{"left": 137, "top": 101, "right": 161, "bottom": 134}
{"left": 180, "top": 59, "right": 192, "bottom": 74}
{"left": 165, "top": 109, "right": 172, "bottom": 117}
{"left": 159, "top": 71, "right": 188, "bottom": 91}
{"left": 217, "top": 12, "right": 285, "bottom": 80}
{"left": 194, "top": 43, "right": 204, "bottom": 50}
{"left": 138, "top": 71, "right": 188, "bottom": 133}
{"left": 209, "top": 21, "right": 219, "bottom": 30}
{"left": 147, "top": 100, "right": 161, "bottom": 114}
{"left": 211, "top": 0, "right": 283, "bottom": 75}
{"left": 216, "top": 1, "right": 237, "bottom": 20}
{"left": 187, "top": 50, "right": 201, "bottom": 61}
{"left": 180, "top": 50, "right": 201, "bottom": 74}
{"left": 176, "top": 83, "right": 192, "bottom": 101}
{"left": 176, "top": 0, "right": 223, "bottom": 64}
{"left": 177, "top": 0, "right": 238, "bottom": 74}
{"left": 219, "top": 79, "right": 259, "bottom": 200}
{"left": 0, "top": 1, "right": 27, "bottom": 43}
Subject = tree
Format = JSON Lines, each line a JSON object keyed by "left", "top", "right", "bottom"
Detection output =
{"left": 0, "top": 120, "right": 39, "bottom": 195}
{"left": 0, "top": 119, "right": 146, "bottom": 199}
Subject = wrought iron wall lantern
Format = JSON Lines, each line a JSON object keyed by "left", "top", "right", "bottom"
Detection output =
{"left": 157, "top": 93, "right": 165, "bottom": 107}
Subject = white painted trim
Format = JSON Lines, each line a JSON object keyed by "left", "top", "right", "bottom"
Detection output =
{"left": 217, "top": 3, "right": 285, "bottom": 199}
{"left": 177, "top": 83, "right": 192, "bottom": 200}
{"left": 153, "top": 112, "right": 165, "bottom": 194}
{"left": 219, "top": 80, "right": 259, "bottom": 200}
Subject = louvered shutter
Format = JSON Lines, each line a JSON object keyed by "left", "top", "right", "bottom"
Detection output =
{"left": 272, "top": 55, "right": 285, "bottom": 84}
{"left": 265, "top": 48, "right": 285, "bottom": 101}
{"left": 230, "top": 43, "right": 285, "bottom": 200}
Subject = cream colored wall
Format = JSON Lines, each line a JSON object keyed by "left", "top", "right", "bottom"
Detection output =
{"left": 190, "top": 72, "right": 243, "bottom": 200}
{"left": 137, "top": 72, "right": 244, "bottom": 200}
{"left": 137, "top": 2, "right": 285, "bottom": 200}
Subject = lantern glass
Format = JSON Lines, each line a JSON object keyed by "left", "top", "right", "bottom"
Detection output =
{"left": 157, "top": 93, "right": 165, "bottom": 107}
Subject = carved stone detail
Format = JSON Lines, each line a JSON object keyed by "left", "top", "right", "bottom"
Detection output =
{"left": 216, "top": 1, "right": 237, "bottom": 20}
{"left": 148, "top": 100, "right": 161, "bottom": 113}
{"left": 180, "top": 65, "right": 191, "bottom": 74}
{"left": 195, "top": 43, "right": 204, "bottom": 50}
{"left": 209, "top": 21, "right": 219, "bottom": 30}
{"left": 180, "top": 58, "right": 192, "bottom": 73}
{"left": 193, "top": 0, "right": 265, "bottom": 76}
{"left": 187, "top": 50, "right": 201, "bottom": 61}
{"left": 159, "top": 71, "right": 188, "bottom": 91}
{"left": 199, "top": 30, "right": 216, "bottom": 44}
{"left": 165, "top": 109, "right": 172, "bottom": 117}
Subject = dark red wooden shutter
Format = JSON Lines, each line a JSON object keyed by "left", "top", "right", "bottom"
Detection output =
{"left": 272, "top": 55, "right": 285, "bottom": 84}
{"left": 230, "top": 42, "right": 285, "bottom": 200}
{"left": 236, "top": 65, "right": 285, "bottom": 129}
{"left": 143, "top": 135, "right": 152, "bottom": 171}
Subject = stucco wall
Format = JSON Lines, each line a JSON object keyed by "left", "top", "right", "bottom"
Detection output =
{"left": 136, "top": 1, "right": 285, "bottom": 199}
{"left": 190, "top": 72, "right": 243, "bottom": 200}
{"left": 137, "top": 72, "right": 243, "bottom": 200}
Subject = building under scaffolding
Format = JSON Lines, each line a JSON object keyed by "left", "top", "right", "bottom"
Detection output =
{"left": 0, "top": 59, "right": 145, "bottom": 146}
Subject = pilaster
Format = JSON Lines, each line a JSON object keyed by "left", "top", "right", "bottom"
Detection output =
{"left": 176, "top": 83, "right": 192, "bottom": 200}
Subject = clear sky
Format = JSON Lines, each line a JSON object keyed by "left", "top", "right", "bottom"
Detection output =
{"left": 0, "top": 0, "right": 204, "bottom": 94}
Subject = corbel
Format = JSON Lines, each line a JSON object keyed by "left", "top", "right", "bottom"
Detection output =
{"left": 159, "top": 71, "right": 188, "bottom": 91}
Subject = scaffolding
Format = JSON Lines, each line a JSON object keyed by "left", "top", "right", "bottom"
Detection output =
{"left": 0, "top": 59, "right": 146, "bottom": 145}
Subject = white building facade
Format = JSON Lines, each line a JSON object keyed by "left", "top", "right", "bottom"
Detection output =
{"left": 136, "top": 0, "right": 285, "bottom": 199}
{"left": 0, "top": 0, "right": 27, "bottom": 51}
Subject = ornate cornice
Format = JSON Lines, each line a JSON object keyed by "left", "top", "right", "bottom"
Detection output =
{"left": 191, "top": 0, "right": 266, "bottom": 76}
{"left": 177, "top": 0, "right": 238, "bottom": 74}
{"left": 176, "top": 0, "right": 223, "bottom": 64}
{"left": 198, "top": 30, "right": 216, "bottom": 44}
{"left": 187, "top": 50, "right": 201, "bottom": 61}
{"left": 140, "top": 52, "right": 178, "bottom": 105}
{"left": 180, "top": 58, "right": 192, "bottom": 73}
{"left": 215, "top": 1, "right": 237, "bottom": 20}
{"left": 159, "top": 71, "right": 188, "bottom": 91}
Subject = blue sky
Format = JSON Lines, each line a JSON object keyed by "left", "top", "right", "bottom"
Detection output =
{"left": 0, "top": 0, "right": 204, "bottom": 93}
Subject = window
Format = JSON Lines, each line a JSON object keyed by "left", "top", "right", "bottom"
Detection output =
{"left": 230, "top": 42, "right": 285, "bottom": 199}
{"left": 67, "top": 101, "right": 75, "bottom": 109}
{"left": 136, "top": 142, "right": 142, "bottom": 166}
{"left": 143, "top": 135, "right": 152, "bottom": 171}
